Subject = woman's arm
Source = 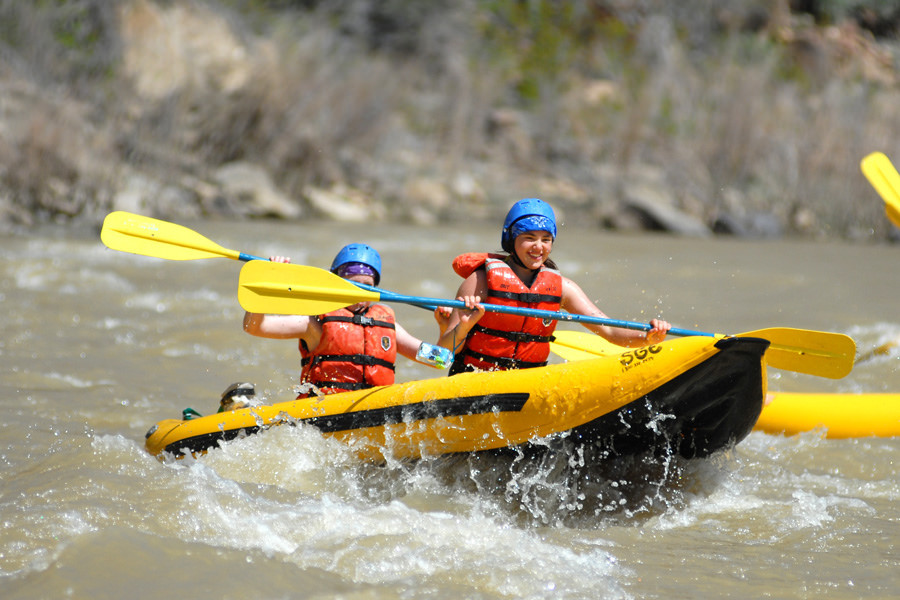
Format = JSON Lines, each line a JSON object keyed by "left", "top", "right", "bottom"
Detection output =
{"left": 243, "top": 311, "right": 320, "bottom": 344}
{"left": 560, "top": 277, "right": 670, "bottom": 347}
{"left": 435, "top": 271, "right": 487, "bottom": 353}
{"left": 241, "top": 255, "right": 317, "bottom": 340}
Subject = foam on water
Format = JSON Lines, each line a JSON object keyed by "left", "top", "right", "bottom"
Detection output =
{"left": 66, "top": 429, "right": 632, "bottom": 598}
{"left": 4, "top": 223, "right": 900, "bottom": 599}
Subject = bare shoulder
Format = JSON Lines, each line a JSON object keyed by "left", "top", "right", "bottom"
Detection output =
{"left": 458, "top": 268, "right": 488, "bottom": 296}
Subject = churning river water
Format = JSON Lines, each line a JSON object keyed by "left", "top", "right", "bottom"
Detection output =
{"left": 1, "top": 218, "right": 898, "bottom": 599}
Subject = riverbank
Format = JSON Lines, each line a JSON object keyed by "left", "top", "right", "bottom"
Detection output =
{"left": 1, "top": 0, "right": 899, "bottom": 240}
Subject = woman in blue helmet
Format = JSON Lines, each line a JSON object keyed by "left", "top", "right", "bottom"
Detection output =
{"left": 437, "top": 198, "right": 671, "bottom": 374}
{"left": 244, "top": 243, "right": 448, "bottom": 396}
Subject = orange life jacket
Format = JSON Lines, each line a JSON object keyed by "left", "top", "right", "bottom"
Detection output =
{"left": 299, "top": 304, "right": 397, "bottom": 396}
{"left": 450, "top": 253, "right": 562, "bottom": 374}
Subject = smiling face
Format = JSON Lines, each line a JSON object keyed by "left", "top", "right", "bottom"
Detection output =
{"left": 513, "top": 230, "right": 554, "bottom": 270}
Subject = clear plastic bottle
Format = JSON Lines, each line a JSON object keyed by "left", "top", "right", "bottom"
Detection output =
{"left": 416, "top": 342, "right": 453, "bottom": 369}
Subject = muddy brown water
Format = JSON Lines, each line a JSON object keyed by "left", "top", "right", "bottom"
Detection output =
{"left": 1, "top": 220, "right": 898, "bottom": 599}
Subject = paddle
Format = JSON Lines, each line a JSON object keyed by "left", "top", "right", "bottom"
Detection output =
{"left": 860, "top": 151, "right": 900, "bottom": 228}
{"left": 237, "top": 261, "right": 857, "bottom": 379}
{"left": 100, "top": 211, "right": 267, "bottom": 262}
{"left": 100, "top": 211, "right": 450, "bottom": 317}
{"left": 550, "top": 329, "right": 855, "bottom": 380}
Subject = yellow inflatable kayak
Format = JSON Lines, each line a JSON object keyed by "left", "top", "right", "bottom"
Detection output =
{"left": 755, "top": 392, "right": 900, "bottom": 438}
{"left": 551, "top": 330, "right": 898, "bottom": 438}
{"left": 145, "top": 335, "right": 769, "bottom": 462}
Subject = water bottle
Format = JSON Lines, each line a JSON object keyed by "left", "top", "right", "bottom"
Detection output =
{"left": 416, "top": 342, "right": 453, "bottom": 369}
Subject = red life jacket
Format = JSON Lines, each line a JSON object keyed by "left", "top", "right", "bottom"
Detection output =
{"left": 450, "top": 253, "right": 562, "bottom": 373}
{"left": 299, "top": 304, "right": 397, "bottom": 396}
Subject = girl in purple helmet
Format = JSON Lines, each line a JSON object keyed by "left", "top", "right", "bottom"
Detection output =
{"left": 244, "top": 244, "right": 451, "bottom": 396}
{"left": 437, "top": 198, "right": 671, "bottom": 374}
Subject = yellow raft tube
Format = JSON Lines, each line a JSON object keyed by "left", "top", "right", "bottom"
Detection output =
{"left": 550, "top": 329, "right": 899, "bottom": 439}
{"left": 145, "top": 336, "right": 768, "bottom": 462}
{"left": 756, "top": 392, "right": 900, "bottom": 438}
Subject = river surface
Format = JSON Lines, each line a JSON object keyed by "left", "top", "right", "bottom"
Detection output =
{"left": 1, "top": 218, "right": 898, "bottom": 599}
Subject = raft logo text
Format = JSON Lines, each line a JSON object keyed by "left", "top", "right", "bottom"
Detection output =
{"left": 618, "top": 345, "right": 662, "bottom": 371}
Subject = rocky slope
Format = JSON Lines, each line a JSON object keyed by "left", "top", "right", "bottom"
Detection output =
{"left": 1, "top": 0, "right": 898, "bottom": 240}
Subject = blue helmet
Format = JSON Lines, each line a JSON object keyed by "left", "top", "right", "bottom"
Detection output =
{"left": 501, "top": 198, "right": 557, "bottom": 252}
{"left": 330, "top": 243, "right": 382, "bottom": 285}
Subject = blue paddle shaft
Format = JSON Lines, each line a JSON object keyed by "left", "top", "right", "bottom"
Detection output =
{"left": 239, "top": 252, "right": 268, "bottom": 262}
{"left": 352, "top": 282, "right": 712, "bottom": 338}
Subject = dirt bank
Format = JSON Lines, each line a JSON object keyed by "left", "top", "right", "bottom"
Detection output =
{"left": 1, "top": 0, "right": 899, "bottom": 241}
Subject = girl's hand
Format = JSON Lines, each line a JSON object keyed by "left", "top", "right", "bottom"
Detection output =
{"left": 457, "top": 295, "right": 486, "bottom": 328}
{"left": 269, "top": 255, "right": 291, "bottom": 263}
{"left": 646, "top": 318, "right": 671, "bottom": 344}
{"left": 434, "top": 306, "right": 453, "bottom": 335}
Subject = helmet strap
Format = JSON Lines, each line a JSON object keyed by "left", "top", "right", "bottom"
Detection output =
{"left": 507, "top": 248, "right": 539, "bottom": 277}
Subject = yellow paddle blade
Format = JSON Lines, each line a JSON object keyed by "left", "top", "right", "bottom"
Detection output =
{"left": 550, "top": 327, "right": 856, "bottom": 379}
{"left": 861, "top": 152, "right": 900, "bottom": 228}
{"left": 101, "top": 211, "right": 241, "bottom": 261}
{"left": 238, "top": 261, "right": 381, "bottom": 315}
{"left": 738, "top": 328, "right": 856, "bottom": 379}
{"left": 887, "top": 203, "right": 900, "bottom": 228}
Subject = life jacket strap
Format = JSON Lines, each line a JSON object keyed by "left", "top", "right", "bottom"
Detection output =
{"left": 320, "top": 314, "right": 396, "bottom": 329}
{"left": 471, "top": 323, "right": 556, "bottom": 344}
{"left": 458, "top": 348, "right": 548, "bottom": 370}
{"left": 487, "top": 290, "right": 562, "bottom": 304}
{"left": 306, "top": 353, "right": 395, "bottom": 371}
